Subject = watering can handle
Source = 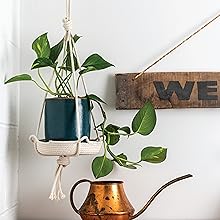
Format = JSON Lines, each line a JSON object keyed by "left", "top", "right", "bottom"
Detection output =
{"left": 70, "top": 179, "right": 91, "bottom": 214}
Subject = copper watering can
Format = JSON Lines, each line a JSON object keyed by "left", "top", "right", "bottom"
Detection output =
{"left": 70, "top": 174, "right": 192, "bottom": 220}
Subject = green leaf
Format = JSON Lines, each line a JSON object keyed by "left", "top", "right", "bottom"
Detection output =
{"left": 115, "top": 153, "right": 127, "bottom": 166}
{"left": 79, "top": 66, "right": 97, "bottom": 75}
{"left": 81, "top": 53, "right": 114, "bottom": 75}
{"left": 119, "top": 126, "right": 131, "bottom": 134}
{"left": 105, "top": 124, "right": 120, "bottom": 145}
{"left": 132, "top": 101, "right": 156, "bottom": 135}
{"left": 94, "top": 103, "right": 107, "bottom": 130}
{"left": 88, "top": 94, "right": 107, "bottom": 105}
{"left": 72, "top": 34, "right": 82, "bottom": 43}
{"left": 59, "top": 66, "right": 71, "bottom": 72}
{"left": 63, "top": 44, "right": 79, "bottom": 71}
{"left": 105, "top": 124, "right": 120, "bottom": 131}
{"left": 92, "top": 156, "right": 113, "bottom": 178}
{"left": 141, "top": 147, "right": 167, "bottom": 163}
{"left": 125, "top": 164, "right": 137, "bottom": 169}
{"left": 5, "top": 74, "right": 32, "bottom": 84}
{"left": 82, "top": 54, "right": 114, "bottom": 69}
{"left": 114, "top": 153, "right": 137, "bottom": 169}
{"left": 49, "top": 38, "right": 64, "bottom": 63}
{"left": 31, "top": 57, "right": 54, "bottom": 69}
{"left": 32, "top": 33, "right": 50, "bottom": 58}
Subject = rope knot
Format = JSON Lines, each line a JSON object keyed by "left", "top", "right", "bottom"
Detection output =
{"left": 57, "top": 156, "right": 70, "bottom": 167}
{"left": 63, "top": 17, "right": 72, "bottom": 32}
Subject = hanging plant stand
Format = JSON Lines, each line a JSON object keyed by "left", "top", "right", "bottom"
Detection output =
{"left": 25, "top": 0, "right": 107, "bottom": 200}
{"left": 30, "top": 135, "right": 102, "bottom": 156}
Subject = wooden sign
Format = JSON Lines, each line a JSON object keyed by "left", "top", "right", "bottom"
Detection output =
{"left": 116, "top": 72, "right": 220, "bottom": 109}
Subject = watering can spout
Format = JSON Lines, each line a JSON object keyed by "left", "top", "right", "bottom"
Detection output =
{"left": 130, "top": 174, "right": 193, "bottom": 219}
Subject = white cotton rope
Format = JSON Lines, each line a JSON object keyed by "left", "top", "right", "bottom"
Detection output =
{"left": 71, "top": 40, "right": 100, "bottom": 139}
{"left": 49, "top": 156, "right": 70, "bottom": 200}
{"left": 49, "top": 0, "right": 81, "bottom": 201}
{"left": 36, "top": 75, "right": 54, "bottom": 137}
{"left": 68, "top": 30, "right": 81, "bottom": 142}
{"left": 63, "top": 17, "right": 72, "bottom": 32}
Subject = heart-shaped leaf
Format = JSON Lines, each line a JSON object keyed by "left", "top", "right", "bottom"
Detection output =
{"left": 5, "top": 74, "right": 32, "bottom": 84}
{"left": 124, "top": 164, "right": 137, "bottom": 169}
{"left": 64, "top": 45, "right": 79, "bottom": 71}
{"left": 119, "top": 126, "right": 131, "bottom": 134}
{"left": 49, "top": 38, "right": 64, "bottom": 63}
{"left": 105, "top": 124, "right": 120, "bottom": 145}
{"left": 105, "top": 124, "right": 120, "bottom": 131}
{"left": 72, "top": 34, "right": 82, "bottom": 43}
{"left": 132, "top": 101, "right": 156, "bottom": 135}
{"left": 31, "top": 57, "right": 54, "bottom": 69}
{"left": 114, "top": 153, "right": 137, "bottom": 169}
{"left": 32, "top": 33, "right": 50, "bottom": 58}
{"left": 115, "top": 153, "right": 127, "bottom": 166}
{"left": 79, "top": 66, "right": 97, "bottom": 75}
{"left": 88, "top": 94, "right": 107, "bottom": 105}
{"left": 92, "top": 156, "right": 113, "bottom": 178}
{"left": 141, "top": 147, "right": 167, "bottom": 163}
{"left": 81, "top": 53, "right": 114, "bottom": 74}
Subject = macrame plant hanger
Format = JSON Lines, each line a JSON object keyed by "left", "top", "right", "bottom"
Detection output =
{"left": 30, "top": 0, "right": 102, "bottom": 201}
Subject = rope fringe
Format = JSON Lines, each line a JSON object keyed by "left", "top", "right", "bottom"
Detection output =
{"left": 47, "top": 137, "right": 91, "bottom": 200}
{"left": 49, "top": 156, "right": 70, "bottom": 200}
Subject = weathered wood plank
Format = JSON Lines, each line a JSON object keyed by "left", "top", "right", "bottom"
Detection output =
{"left": 115, "top": 72, "right": 220, "bottom": 109}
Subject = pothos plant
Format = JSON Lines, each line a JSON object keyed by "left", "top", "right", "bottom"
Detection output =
{"left": 5, "top": 33, "right": 167, "bottom": 179}
{"left": 5, "top": 33, "right": 114, "bottom": 97}
{"left": 92, "top": 101, "right": 167, "bottom": 178}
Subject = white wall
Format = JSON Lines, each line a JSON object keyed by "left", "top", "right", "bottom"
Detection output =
{"left": 19, "top": 1, "right": 220, "bottom": 220}
{"left": 0, "top": 0, "right": 20, "bottom": 220}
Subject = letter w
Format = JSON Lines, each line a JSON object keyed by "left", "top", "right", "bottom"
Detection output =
{"left": 153, "top": 81, "right": 194, "bottom": 100}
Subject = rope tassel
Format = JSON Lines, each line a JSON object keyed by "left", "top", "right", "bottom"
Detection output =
{"left": 49, "top": 156, "right": 70, "bottom": 200}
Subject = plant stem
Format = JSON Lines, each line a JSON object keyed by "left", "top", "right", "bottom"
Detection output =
{"left": 56, "top": 72, "right": 72, "bottom": 92}
{"left": 104, "top": 130, "right": 135, "bottom": 137}
{"left": 37, "top": 69, "right": 56, "bottom": 95}
{"left": 32, "top": 80, "right": 55, "bottom": 95}
{"left": 116, "top": 156, "right": 142, "bottom": 167}
{"left": 95, "top": 135, "right": 108, "bottom": 179}
{"left": 54, "top": 68, "right": 67, "bottom": 95}
{"left": 54, "top": 68, "right": 73, "bottom": 96}
{"left": 52, "top": 70, "right": 59, "bottom": 94}
{"left": 56, "top": 37, "right": 68, "bottom": 95}
{"left": 58, "top": 54, "right": 73, "bottom": 94}
{"left": 105, "top": 133, "right": 141, "bottom": 167}
{"left": 65, "top": 70, "right": 73, "bottom": 94}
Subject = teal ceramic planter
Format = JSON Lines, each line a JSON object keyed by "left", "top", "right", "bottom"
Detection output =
{"left": 45, "top": 98, "right": 91, "bottom": 141}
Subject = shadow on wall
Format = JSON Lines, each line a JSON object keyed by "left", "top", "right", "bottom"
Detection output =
{"left": 103, "top": 74, "right": 116, "bottom": 110}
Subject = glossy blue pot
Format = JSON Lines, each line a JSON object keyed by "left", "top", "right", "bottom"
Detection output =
{"left": 45, "top": 98, "right": 91, "bottom": 141}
